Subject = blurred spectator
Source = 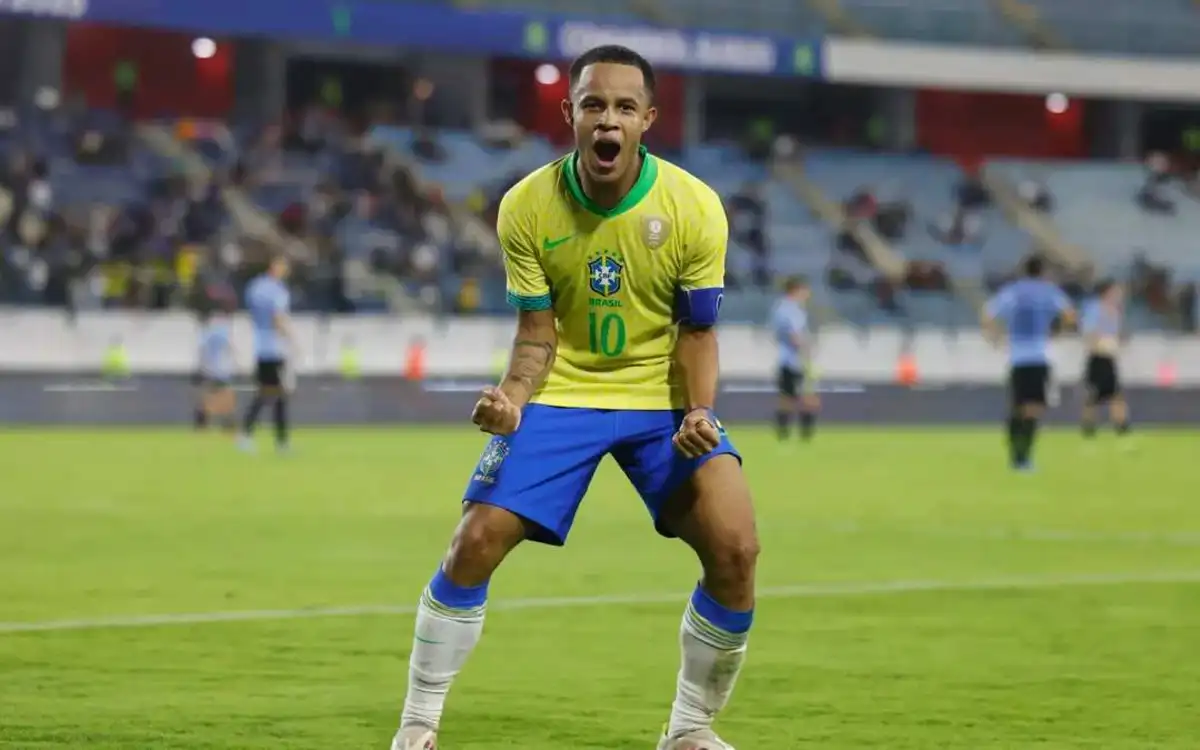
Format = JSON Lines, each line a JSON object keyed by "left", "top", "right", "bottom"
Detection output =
{"left": 929, "top": 206, "right": 984, "bottom": 248}
{"left": 241, "top": 125, "right": 285, "bottom": 186}
{"left": 728, "top": 182, "right": 769, "bottom": 287}
{"left": 1016, "top": 176, "right": 1053, "bottom": 213}
{"left": 26, "top": 158, "right": 52, "bottom": 214}
{"left": 956, "top": 173, "right": 991, "bottom": 210}
{"left": 872, "top": 197, "right": 911, "bottom": 242}
{"left": 478, "top": 119, "right": 525, "bottom": 150}
{"left": 114, "top": 58, "right": 138, "bottom": 116}
{"left": 845, "top": 185, "right": 878, "bottom": 220}
{"left": 1138, "top": 152, "right": 1175, "bottom": 215}
{"left": 772, "top": 134, "right": 800, "bottom": 163}
{"left": 1129, "top": 251, "right": 1174, "bottom": 314}
{"left": 409, "top": 241, "right": 439, "bottom": 282}
{"left": 906, "top": 261, "right": 949, "bottom": 293}
{"left": 411, "top": 128, "right": 446, "bottom": 163}
{"left": 744, "top": 117, "right": 774, "bottom": 162}
{"left": 455, "top": 277, "right": 481, "bottom": 314}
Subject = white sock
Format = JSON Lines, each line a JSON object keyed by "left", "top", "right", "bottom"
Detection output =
{"left": 667, "top": 596, "right": 750, "bottom": 737}
{"left": 400, "top": 587, "right": 486, "bottom": 730}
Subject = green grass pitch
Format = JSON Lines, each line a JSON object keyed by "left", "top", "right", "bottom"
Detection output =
{"left": 2, "top": 427, "right": 1199, "bottom": 748}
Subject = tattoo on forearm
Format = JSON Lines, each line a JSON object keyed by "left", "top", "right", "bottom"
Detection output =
{"left": 505, "top": 339, "right": 555, "bottom": 398}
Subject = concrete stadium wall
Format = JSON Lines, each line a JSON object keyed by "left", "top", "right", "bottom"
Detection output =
{"left": 3, "top": 375, "right": 1199, "bottom": 426}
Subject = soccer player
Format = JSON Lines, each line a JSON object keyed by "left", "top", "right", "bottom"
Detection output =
{"left": 770, "top": 275, "right": 818, "bottom": 441}
{"left": 238, "top": 255, "right": 295, "bottom": 453}
{"left": 1080, "top": 280, "right": 1130, "bottom": 440}
{"left": 982, "top": 256, "right": 1076, "bottom": 472}
{"left": 194, "top": 307, "right": 237, "bottom": 431}
{"left": 391, "top": 46, "right": 757, "bottom": 750}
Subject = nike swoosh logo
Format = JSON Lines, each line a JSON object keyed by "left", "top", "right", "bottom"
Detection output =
{"left": 542, "top": 235, "right": 574, "bottom": 251}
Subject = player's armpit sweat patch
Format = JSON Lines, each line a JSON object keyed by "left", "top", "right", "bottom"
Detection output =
{"left": 673, "top": 287, "right": 724, "bottom": 327}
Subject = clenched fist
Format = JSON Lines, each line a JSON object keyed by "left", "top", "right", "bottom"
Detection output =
{"left": 673, "top": 408, "right": 722, "bottom": 458}
{"left": 471, "top": 386, "right": 522, "bottom": 435}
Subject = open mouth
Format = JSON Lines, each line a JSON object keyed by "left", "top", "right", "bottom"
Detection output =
{"left": 592, "top": 140, "right": 622, "bottom": 168}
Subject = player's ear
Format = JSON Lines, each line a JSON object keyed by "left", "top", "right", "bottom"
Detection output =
{"left": 642, "top": 106, "right": 658, "bottom": 133}
{"left": 560, "top": 99, "right": 574, "bottom": 127}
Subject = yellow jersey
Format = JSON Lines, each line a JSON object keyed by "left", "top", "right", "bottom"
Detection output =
{"left": 498, "top": 146, "right": 728, "bottom": 410}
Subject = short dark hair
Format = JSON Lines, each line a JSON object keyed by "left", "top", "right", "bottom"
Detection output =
{"left": 1094, "top": 278, "right": 1115, "bottom": 296}
{"left": 1023, "top": 255, "right": 1045, "bottom": 278}
{"left": 784, "top": 275, "right": 809, "bottom": 294}
{"left": 568, "top": 45, "right": 656, "bottom": 101}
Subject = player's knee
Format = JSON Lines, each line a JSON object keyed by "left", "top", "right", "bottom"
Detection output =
{"left": 444, "top": 504, "right": 524, "bottom": 584}
{"left": 705, "top": 531, "right": 760, "bottom": 588}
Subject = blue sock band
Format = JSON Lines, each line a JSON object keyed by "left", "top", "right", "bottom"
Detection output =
{"left": 690, "top": 584, "right": 754, "bottom": 635}
{"left": 427, "top": 567, "right": 489, "bottom": 611}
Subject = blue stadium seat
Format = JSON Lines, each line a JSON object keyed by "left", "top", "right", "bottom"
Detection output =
{"left": 1022, "top": 0, "right": 1200, "bottom": 55}
{"left": 839, "top": 0, "right": 1026, "bottom": 47}
{"left": 989, "top": 159, "right": 1200, "bottom": 284}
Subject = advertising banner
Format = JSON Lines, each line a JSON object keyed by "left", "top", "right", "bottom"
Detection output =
{"left": 3, "top": 375, "right": 1199, "bottom": 426}
{"left": 0, "top": 0, "right": 823, "bottom": 77}
{"left": 2, "top": 310, "right": 1197, "bottom": 386}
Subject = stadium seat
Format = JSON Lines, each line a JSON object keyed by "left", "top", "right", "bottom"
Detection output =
{"left": 990, "top": 159, "right": 1200, "bottom": 283}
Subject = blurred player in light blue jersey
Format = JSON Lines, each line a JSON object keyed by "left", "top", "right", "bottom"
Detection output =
{"left": 194, "top": 308, "right": 237, "bottom": 431}
{"left": 770, "top": 275, "right": 819, "bottom": 441}
{"left": 1080, "top": 280, "right": 1131, "bottom": 441}
{"left": 239, "top": 255, "right": 295, "bottom": 453}
{"left": 983, "top": 256, "right": 1076, "bottom": 472}
{"left": 392, "top": 46, "right": 756, "bottom": 750}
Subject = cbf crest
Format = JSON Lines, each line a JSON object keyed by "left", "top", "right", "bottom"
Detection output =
{"left": 473, "top": 436, "right": 510, "bottom": 484}
{"left": 641, "top": 215, "right": 672, "bottom": 250}
{"left": 587, "top": 251, "right": 625, "bottom": 297}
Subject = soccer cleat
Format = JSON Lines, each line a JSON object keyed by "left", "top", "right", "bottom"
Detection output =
{"left": 236, "top": 435, "right": 256, "bottom": 453}
{"left": 657, "top": 728, "right": 735, "bottom": 750}
{"left": 390, "top": 726, "right": 437, "bottom": 750}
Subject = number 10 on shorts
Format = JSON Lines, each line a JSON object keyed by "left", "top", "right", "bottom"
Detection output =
{"left": 588, "top": 311, "right": 626, "bottom": 357}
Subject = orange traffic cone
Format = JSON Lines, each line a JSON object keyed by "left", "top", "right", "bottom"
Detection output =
{"left": 404, "top": 338, "right": 427, "bottom": 381}
{"left": 1157, "top": 360, "right": 1177, "bottom": 388}
{"left": 896, "top": 352, "right": 918, "bottom": 387}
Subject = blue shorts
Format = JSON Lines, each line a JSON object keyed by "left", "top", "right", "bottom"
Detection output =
{"left": 464, "top": 405, "right": 741, "bottom": 546}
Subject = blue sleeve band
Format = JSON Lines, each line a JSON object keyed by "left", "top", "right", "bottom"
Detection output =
{"left": 506, "top": 290, "right": 552, "bottom": 311}
{"left": 673, "top": 286, "right": 724, "bottom": 327}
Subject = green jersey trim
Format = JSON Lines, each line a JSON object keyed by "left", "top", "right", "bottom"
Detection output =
{"left": 562, "top": 144, "right": 658, "bottom": 218}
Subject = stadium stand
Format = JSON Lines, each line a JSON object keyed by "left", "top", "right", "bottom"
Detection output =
{"left": 4, "top": 0, "right": 1200, "bottom": 332}
{"left": 836, "top": 0, "right": 1028, "bottom": 47}
{"left": 987, "top": 156, "right": 1199, "bottom": 328}
{"left": 1018, "top": 0, "right": 1200, "bottom": 55}
{"left": 7, "top": 105, "right": 1194, "bottom": 330}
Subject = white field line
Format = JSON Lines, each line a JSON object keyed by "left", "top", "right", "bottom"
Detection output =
{"left": 2, "top": 570, "right": 1199, "bottom": 635}
{"left": 800, "top": 521, "right": 1200, "bottom": 547}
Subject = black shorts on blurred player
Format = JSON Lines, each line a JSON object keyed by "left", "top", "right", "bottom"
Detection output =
{"left": 1084, "top": 355, "right": 1120, "bottom": 404}
{"left": 1009, "top": 364, "right": 1050, "bottom": 407}
{"left": 777, "top": 365, "right": 804, "bottom": 398}
{"left": 255, "top": 359, "right": 285, "bottom": 389}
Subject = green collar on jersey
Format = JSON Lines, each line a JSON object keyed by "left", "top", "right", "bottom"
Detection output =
{"left": 562, "top": 144, "right": 658, "bottom": 218}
